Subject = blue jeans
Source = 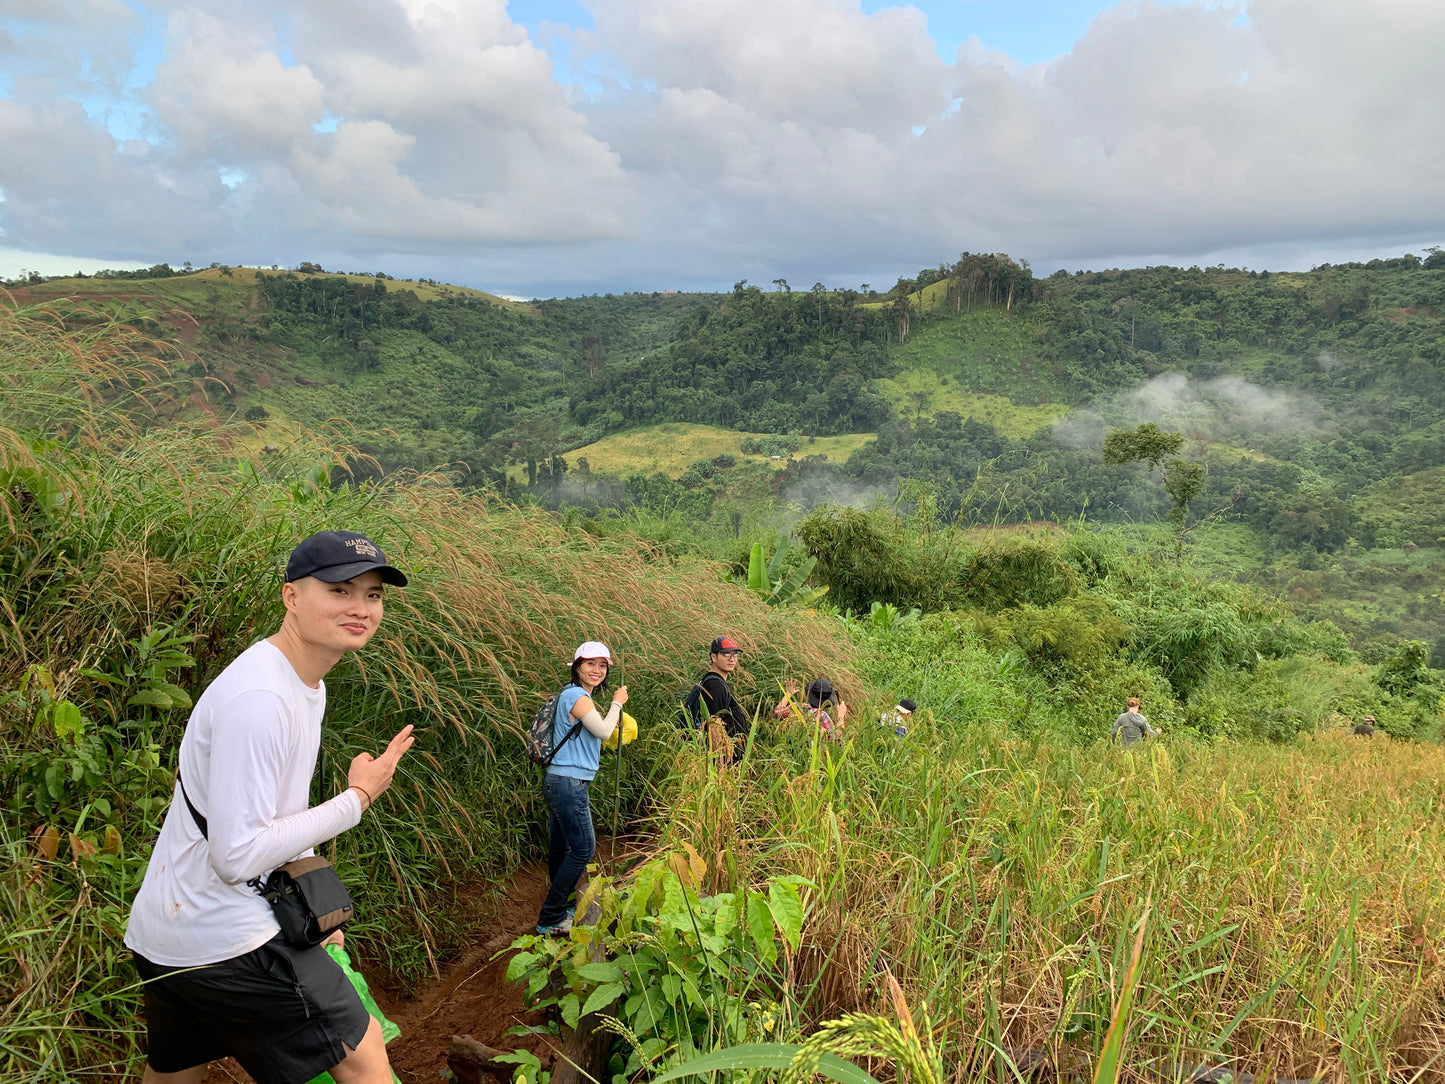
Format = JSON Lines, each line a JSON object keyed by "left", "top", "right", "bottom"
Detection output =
{"left": 538, "top": 774, "right": 595, "bottom": 927}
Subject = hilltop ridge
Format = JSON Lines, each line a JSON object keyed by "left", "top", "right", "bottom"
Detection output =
{"left": 9, "top": 253, "right": 1445, "bottom": 658}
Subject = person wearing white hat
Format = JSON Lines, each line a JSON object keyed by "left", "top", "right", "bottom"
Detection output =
{"left": 535, "top": 641, "right": 628, "bottom": 935}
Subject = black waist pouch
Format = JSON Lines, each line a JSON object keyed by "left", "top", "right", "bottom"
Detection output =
{"left": 258, "top": 855, "right": 355, "bottom": 947}
{"left": 176, "top": 771, "right": 354, "bottom": 948}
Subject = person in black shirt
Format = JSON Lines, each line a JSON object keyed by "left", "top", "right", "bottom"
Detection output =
{"left": 692, "top": 636, "right": 751, "bottom": 741}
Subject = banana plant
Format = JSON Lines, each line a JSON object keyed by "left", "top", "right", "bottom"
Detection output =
{"left": 747, "top": 539, "right": 828, "bottom": 608}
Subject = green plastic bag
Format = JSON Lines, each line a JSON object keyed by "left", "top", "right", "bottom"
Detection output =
{"left": 307, "top": 942, "right": 402, "bottom": 1084}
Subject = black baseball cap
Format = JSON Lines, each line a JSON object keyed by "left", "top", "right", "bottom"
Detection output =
{"left": 285, "top": 530, "right": 408, "bottom": 587}
{"left": 806, "top": 677, "right": 835, "bottom": 707}
{"left": 710, "top": 636, "right": 743, "bottom": 654}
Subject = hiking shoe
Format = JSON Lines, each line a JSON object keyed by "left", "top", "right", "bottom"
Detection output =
{"left": 536, "top": 914, "right": 574, "bottom": 937}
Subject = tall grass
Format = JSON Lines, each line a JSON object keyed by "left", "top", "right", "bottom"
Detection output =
{"left": 659, "top": 695, "right": 1445, "bottom": 1081}
{"left": 0, "top": 299, "right": 857, "bottom": 1078}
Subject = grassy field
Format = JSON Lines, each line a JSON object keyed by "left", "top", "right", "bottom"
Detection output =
{"left": 660, "top": 624, "right": 1445, "bottom": 1081}
{"left": 872, "top": 369, "right": 1066, "bottom": 437}
{"left": 887, "top": 309, "right": 1062, "bottom": 406}
{"left": 511, "top": 423, "right": 877, "bottom": 481}
{"left": 20, "top": 266, "right": 525, "bottom": 309}
{"left": 858, "top": 277, "right": 953, "bottom": 314}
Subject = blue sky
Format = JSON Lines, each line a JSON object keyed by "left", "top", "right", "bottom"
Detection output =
{"left": 1, "top": 0, "right": 1440, "bottom": 294}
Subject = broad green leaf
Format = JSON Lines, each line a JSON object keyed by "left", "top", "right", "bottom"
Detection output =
{"left": 747, "top": 891, "right": 777, "bottom": 965}
{"left": 747, "top": 542, "right": 768, "bottom": 593}
{"left": 712, "top": 894, "right": 738, "bottom": 938}
{"left": 581, "top": 981, "right": 625, "bottom": 1016}
{"left": 631, "top": 863, "right": 665, "bottom": 914}
{"left": 767, "top": 879, "right": 804, "bottom": 951}
{"left": 45, "top": 761, "right": 64, "bottom": 801}
{"left": 504, "top": 951, "right": 538, "bottom": 984}
{"left": 51, "top": 700, "right": 83, "bottom": 741}
{"left": 628, "top": 947, "right": 661, "bottom": 975}
{"left": 575, "top": 961, "right": 625, "bottom": 983}
{"left": 648, "top": 1043, "right": 882, "bottom": 1084}
{"left": 768, "top": 555, "right": 818, "bottom": 607}
{"left": 660, "top": 871, "right": 688, "bottom": 919}
{"left": 127, "top": 689, "right": 174, "bottom": 710}
{"left": 157, "top": 682, "right": 194, "bottom": 709}
{"left": 627, "top": 986, "right": 667, "bottom": 1033}
{"left": 560, "top": 992, "right": 581, "bottom": 1030}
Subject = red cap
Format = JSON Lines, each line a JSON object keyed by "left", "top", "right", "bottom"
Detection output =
{"left": 710, "top": 636, "right": 742, "bottom": 654}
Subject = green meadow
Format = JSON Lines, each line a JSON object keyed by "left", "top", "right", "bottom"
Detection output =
{"left": 871, "top": 369, "right": 1066, "bottom": 436}
{"left": 510, "top": 423, "right": 877, "bottom": 482}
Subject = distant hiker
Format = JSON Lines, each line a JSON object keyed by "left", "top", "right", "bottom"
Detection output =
{"left": 776, "top": 676, "right": 849, "bottom": 736}
{"left": 881, "top": 698, "right": 917, "bottom": 737}
{"left": 684, "top": 636, "right": 751, "bottom": 742}
{"left": 1112, "top": 696, "right": 1160, "bottom": 747}
{"left": 1354, "top": 714, "right": 1376, "bottom": 737}
{"left": 536, "top": 642, "right": 627, "bottom": 937}
{"left": 125, "top": 530, "right": 415, "bottom": 1084}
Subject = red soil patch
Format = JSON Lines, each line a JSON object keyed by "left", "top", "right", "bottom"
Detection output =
{"left": 1385, "top": 306, "right": 1442, "bottom": 324}
{"left": 189, "top": 391, "right": 217, "bottom": 420}
{"left": 170, "top": 315, "right": 199, "bottom": 342}
{"left": 383, "top": 862, "right": 555, "bottom": 1082}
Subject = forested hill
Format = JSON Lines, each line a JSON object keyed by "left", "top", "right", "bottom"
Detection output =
{"left": 10, "top": 253, "right": 1445, "bottom": 659}
{"left": 13, "top": 254, "right": 1443, "bottom": 478}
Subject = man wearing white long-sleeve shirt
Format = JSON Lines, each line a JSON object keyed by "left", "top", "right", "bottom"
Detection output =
{"left": 125, "top": 530, "right": 415, "bottom": 1084}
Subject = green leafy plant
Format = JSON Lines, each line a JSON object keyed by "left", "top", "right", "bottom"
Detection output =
{"left": 504, "top": 849, "right": 810, "bottom": 1081}
{"left": 747, "top": 540, "right": 827, "bottom": 609}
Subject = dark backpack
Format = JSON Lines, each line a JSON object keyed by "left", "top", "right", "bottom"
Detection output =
{"left": 682, "top": 672, "right": 726, "bottom": 730}
{"left": 524, "top": 689, "right": 584, "bottom": 766}
{"left": 682, "top": 681, "right": 706, "bottom": 729}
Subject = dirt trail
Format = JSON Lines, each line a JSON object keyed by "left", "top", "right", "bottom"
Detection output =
{"left": 382, "top": 860, "right": 555, "bottom": 1082}
{"left": 202, "top": 843, "right": 622, "bottom": 1084}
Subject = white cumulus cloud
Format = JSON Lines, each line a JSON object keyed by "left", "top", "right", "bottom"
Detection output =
{"left": 0, "top": 0, "right": 1441, "bottom": 290}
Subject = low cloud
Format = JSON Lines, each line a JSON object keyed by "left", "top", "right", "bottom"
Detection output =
{"left": 1054, "top": 372, "right": 1324, "bottom": 453}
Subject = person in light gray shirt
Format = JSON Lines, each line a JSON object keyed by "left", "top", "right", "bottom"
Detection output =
{"left": 1112, "top": 696, "right": 1160, "bottom": 746}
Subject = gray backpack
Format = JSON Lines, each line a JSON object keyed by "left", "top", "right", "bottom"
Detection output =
{"left": 523, "top": 689, "right": 583, "bottom": 766}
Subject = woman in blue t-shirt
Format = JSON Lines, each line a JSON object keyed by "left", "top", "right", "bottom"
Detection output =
{"left": 536, "top": 641, "right": 628, "bottom": 935}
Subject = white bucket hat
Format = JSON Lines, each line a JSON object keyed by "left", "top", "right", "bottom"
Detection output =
{"left": 573, "top": 641, "right": 614, "bottom": 663}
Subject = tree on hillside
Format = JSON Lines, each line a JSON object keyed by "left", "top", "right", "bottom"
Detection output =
{"left": 889, "top": 277, "right": 914, "bottom": 344}
{"left": 1102, "top": 422, "right": 1183, "bottom": 470}
{"left": 1104, "top": 422, "right": 1233, "bottom": 555}
{"left": 948, "top": 252, "right": 1035, "bottom": 313}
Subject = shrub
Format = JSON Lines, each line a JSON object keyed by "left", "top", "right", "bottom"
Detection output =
{"left": 959, "top": 537, "right": 1079, "bottom": 611}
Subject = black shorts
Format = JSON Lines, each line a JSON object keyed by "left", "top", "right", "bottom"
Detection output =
{"left": 133, "top": 936, "right": 370, "bottom": 1084}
